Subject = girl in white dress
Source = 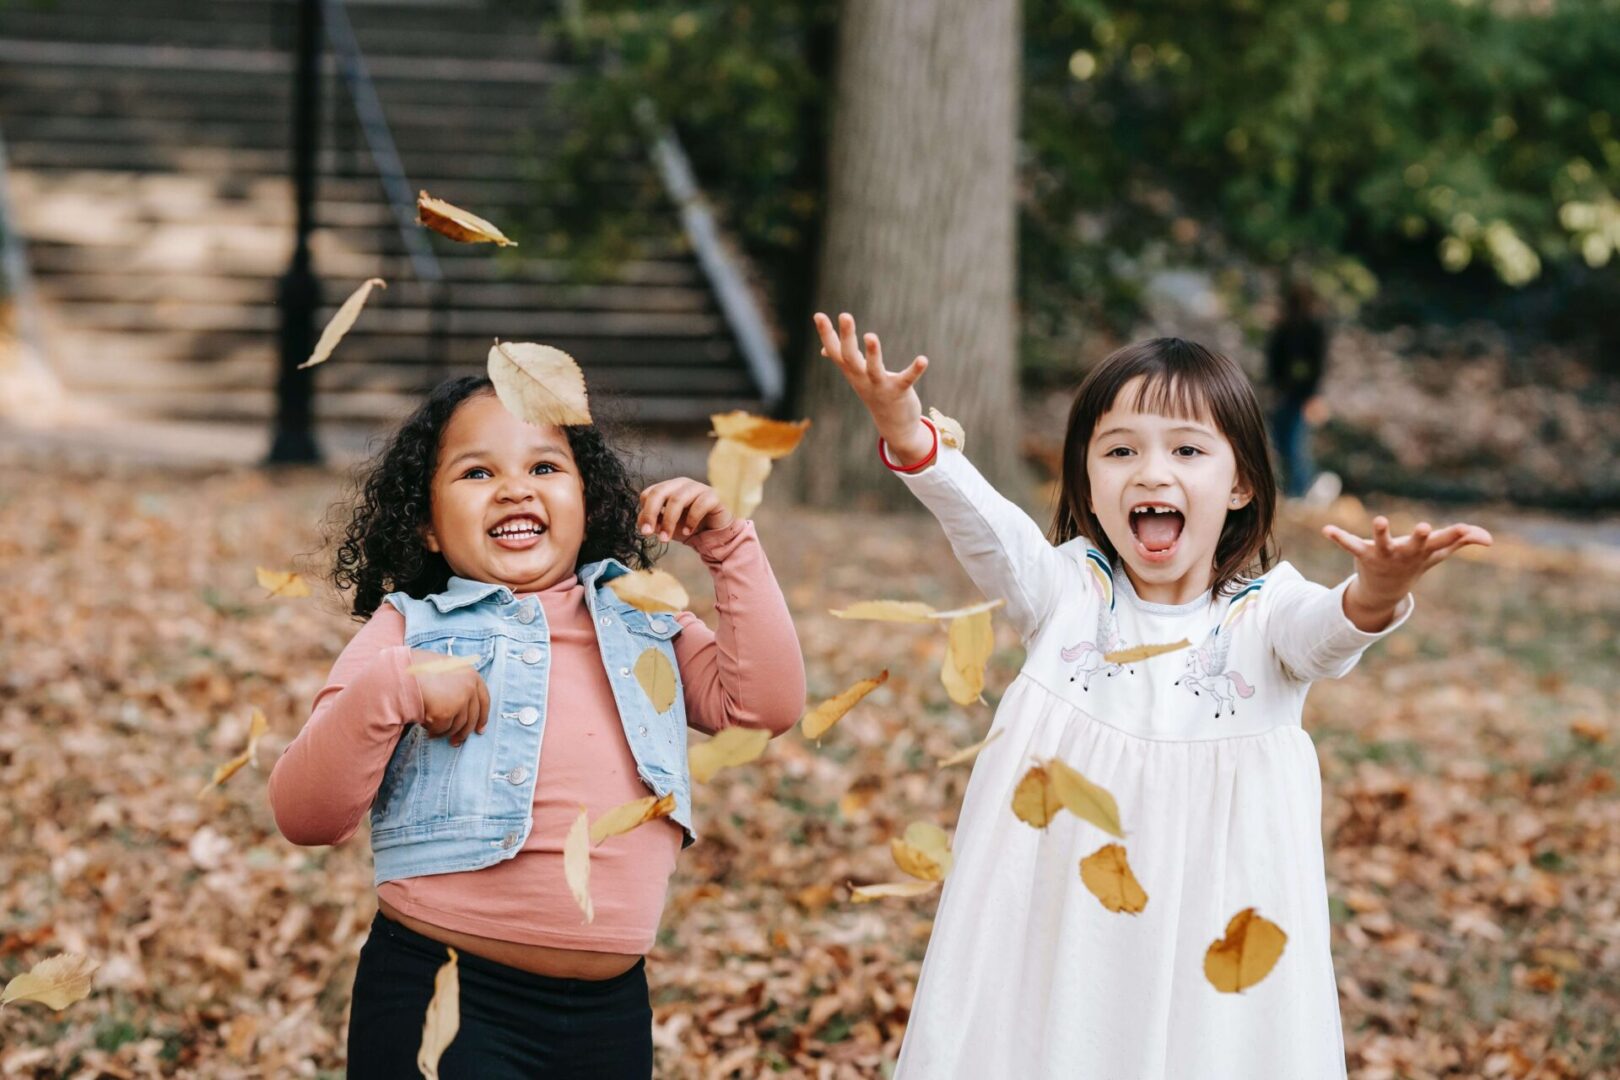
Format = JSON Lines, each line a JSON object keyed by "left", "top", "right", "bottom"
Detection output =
{"left": 813, "top": 312, "right": 1493, "bottom": 1080}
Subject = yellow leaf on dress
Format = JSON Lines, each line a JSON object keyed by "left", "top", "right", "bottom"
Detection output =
{"left": 417, "top": 190, "right": 517, "bottom": 246}
{"left": 416, "top": 947, "right": 459, "bottom": 1080}
{"left": 299, "top": 277, "right": 385, "bottom": 369}
{"left": 406, "top": 654, "right": 477, "bottom": 676}
{"left": 827, "top": 600, "right": 938, "bottom": 623}
{"left": 937, "top": 728, "right": 1003, "bottom": 768}
{"left": 707, "top": 438, "right": 772, "bottom": 520}
{"left": 633, "top": 648, "right": 677, "bottom": 714}
{"left": 608, "top": 569, "right": 689, "bottom": 614}
{"left": 256, "top": 567, "right": 311, "bottom": 599}
{"left": 688, "top": 726, "right": 770, "bottom": 783}
{"left": 941, "top": 608, "right": 995, "bottom": 705}
{"left": 1011, "top": 765, "right": 1063, "bottom": 828}
{"left": 487, "top": 341, "right": 592, "bottom": 428}
{"left": 1080, "top": 843, "right": 1148, "bottom": 914}
{"left": 849, "top": 879, "right": 940, "bottom": 903}
{"left": 590, "top": 792, "right": 676, "bottom": 846}
{"left": 0, "top": 953, "right": 98, "bottom": 1010}
{"left": 197, "top": 708, "right": 270, "bottom": 798}
{"left": 709, "top": 411, "right": 812, "bottom": 458}
{"left": 1047, "top": 758, "right": 1125, "bottom": 838}
{"left": 564, "top": 807, "right": 594, "bottom": 923}
{"left": 928, "top": 406, "right": 965, "bottom": 451}
{"left": 1103, "top": 638, "right": 1191, "bottom": 664}
{"left": 1204, "top": 907, "right": 1288, "bottom": 993}
{"left": 800, "top": 670, "right": 889, "bottom": 740}
{"left": 891, "top": 822, "right": 953, "bottom": 881}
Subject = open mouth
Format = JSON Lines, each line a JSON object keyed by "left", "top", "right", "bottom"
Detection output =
{"left": 1128, "top": 503, "right": 1184, "bottom": 562}
{"left": 488, "top": 514, "right": 548, "bottom": 550}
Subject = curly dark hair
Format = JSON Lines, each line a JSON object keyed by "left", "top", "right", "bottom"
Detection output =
{"left": 331, "top": 375, "right": 655, "bottom": 619}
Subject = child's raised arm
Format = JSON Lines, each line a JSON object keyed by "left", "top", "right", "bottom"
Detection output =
{"left": 814, "top": 312, "right": 1082, "bottom": 640}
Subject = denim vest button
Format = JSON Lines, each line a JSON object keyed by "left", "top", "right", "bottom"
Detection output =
{"left": 638, "top": 725, "right": 648, "bottom": 736}
{"left": 505, "top": 767, "right": 528, "bottom": 784}
{"left": 517, "top": 706, "right": 539, "bottom": 725}
{"left": 599, "top": 615, "right": 611, "bottom": 627}
{"left": 649, "top": 619, "right": 667, "bottom": 632}
{"left": 521, "top": 646, "right": 543, "bottom": 664}
{"left": 500, "top": 832, "right": 519, "bottom": 848}
{"left": 515, "top": 605, "right": 536, "bottom": 624}
{"left": 619, "top": 666, "right": 630, "bottom": 676}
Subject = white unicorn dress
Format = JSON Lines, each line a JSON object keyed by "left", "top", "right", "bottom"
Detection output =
{"left": 889, "top": 445, "right": 1413, "bottom": 1080}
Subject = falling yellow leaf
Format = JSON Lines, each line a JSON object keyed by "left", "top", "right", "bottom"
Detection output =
{"left": 633, "top": 648, "right": 677, "bottom": 714}
{"left": 850, "top": 880, "right": 940, "bottom": 903}
{"left": 937, "top": 728, "right": 1004, "bottom": 768}
{"left": 891, "top": 822, "right": 953, "bottom": 881}
{"left": 707, "top": 438, "right": 772, "bottom": 520}
{"left": 255, "top": 566, "right": 311, "bottom": 599}
{"left": 564, "top": 806, "right": 594, "bottom": 923}
{"left": 416, "top": 947, "right": 459, "bottom": 1080}
{"left": 487, "top": 341, "right": 592, "bottom": 428}
{"left": 1104, "top": 638, "right": 1191, "bottom": 664}
{"left": 417, "top": 190, "right": 517, "bottom": 246}
{"left": 0, "top": 953, "right": 97, "bottom": 1010}
{"left": 930, "top": 598, "right": 1005, "bottom": 620}
{"left": 1012, "top": 765, "right": 1064, "bottom": 828}
{"left": 800, "top": 670, "right": 889, "bottom": 740}
{"left": 1080, "top": 843, "right": 1148, "bottom": 914}
{"left": 197, "top": 709, "right": 271, "bottom": 798}
{"left": 1046, "top": 758, "right": 1125, "bottom": 838}
{"left": 406, "top": 654, "right": 477, "bottom": 676}
{"left": 828, "top": 600, "right": 938, "bottom": 623}
{"left": 1204, "top": 908, "right": 1288, "bottom": 993}
{"left": 688, "top": 726, "right": 771, "bottom": 783}
{"left": 299, "top": 277, "right": 385, "bottom": 369}
{"left": 608, "top": 569, "right": 689, "bottom": 614}
{"left": 941, "top": 608, "right": 995, "bottom": 705}
{"left": 709, "top": 412, "right": 812, "bottom": 458}
{"left": 928, "top": 407, "right": 965, "bottom": 451}
{"left": 590, "top": 792, "right": 676, "bottom": 845}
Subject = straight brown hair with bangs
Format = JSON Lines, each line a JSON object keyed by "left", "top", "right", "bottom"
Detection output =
{"left": 1049, "top": 337, "right": 1279, "bottom": 600}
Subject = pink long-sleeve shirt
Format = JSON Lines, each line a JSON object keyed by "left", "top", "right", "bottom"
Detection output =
{"left": 268, "top": 519, "right": 805, "bottom": 953}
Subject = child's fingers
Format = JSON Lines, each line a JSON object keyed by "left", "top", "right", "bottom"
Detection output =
{"left": 812, "top": 313, "right": 844, "bottom": 362}
{"left": 658, "top": 487, "right": 693, "bottom": 540}
{"left": 680, "top": 490, "right": 717, "bottom": 535}
{"left": 1321, "top": 524, "right": 1369, "bottom": 558}
{"left": 897, "top": 354, "right": 929, "bottom": 390}
{"left": 838, "top": 312, "right": 864, "bottom": 372}
{"left": 864, "top": 332, "right": 887, "bottom": 376}
{"left": 639, "top": 485, "right": 671, "bottom": 536}
{"left": 1372, "top": 516, "right": 1394, "bottom": 556}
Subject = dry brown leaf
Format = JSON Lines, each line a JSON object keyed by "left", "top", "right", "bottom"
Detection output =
{"left": 1570, "top": 717, "right": 1608, "bottom": 743}
{"left": 417, "top": 190, "right": 517, "bottom": 246}
{"left": 707, "top": 438, "right": 773, "bottom": 520}
{"left": 689, "top": 726, "right": 771, "bottom": 784}
{"left": 827, "top": 600, "right": 938, "bottom": 623}
{"left": 487, "top": 341, "right": 591, "bottom": 428}
{"left": 406, "top": 654, "right": 477, "bottom": 676}
{"left": 801, "top": 670, "right": 889, "bottom": 740}
{"left": 891, "top": 822, "right": 953, "bottom": 881}
{"left": 928, "top": 407, "right": 965, "bottom": 451}
{"left": 1104, "top": 638, "right": 1192, "bottom": 665}
{"left": 564, "top": 807, "right": 594, "bottom": 923}
{"left": 196, "top": 708, "right": 270, "bottom": 798}
{"left": 942, "top": 608, "right": 995, "bottom": 705}
{"left": 1204, "top": 907, "right": 1288, "bottom": 993}
{"left": 416, "top": 947, "right": 459, "bottom": 1080}
{"left": 590, "top": 792, "right": 676, "bottom": 846}
{"left": 1012, "top": 765, "right": 1065, "bottom": 828}
{"left": 634, "top": 648, "right": 677, "bottom": 714}
{"left": 937, "top": 728, "right": 1004, "bottom": 768}
{"left": 1047, "top": 758, "right": 1125, "bottom": 838}
{"left": 299, "top": 277, "right": 385, "bottom": 369}
{"left": 1080, "top": 843, "right": 1149, "bottom": 914}
{"left": 255, "top": 566, "right": 311, "bottom": 599}
{"left": 608, "top": 569, "right": 689, "bottom": 614}
{"left": 709, "top": 412, "right": 812, "bottom": 458}
{"left": 0, "top": 953, "right": 97, "bottom": 1010}
{"left": 849, "top": 880, "right": 940, "bottom": 903}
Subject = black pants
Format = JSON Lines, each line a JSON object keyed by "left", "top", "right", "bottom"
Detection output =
{"left": 346, "top": 912, "right": 654, "bottom": 1079}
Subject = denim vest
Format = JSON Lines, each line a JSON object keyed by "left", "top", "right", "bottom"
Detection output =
{"left": 370, "top": 558, "right": 694, "bottom": 887}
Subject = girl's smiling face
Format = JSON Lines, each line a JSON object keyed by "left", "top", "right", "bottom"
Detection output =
{"left": 423, "top": 393, "right": 587, "bottom": 593}
{"left": 1086, "top": 376, "right": 1252, "bottom": 606}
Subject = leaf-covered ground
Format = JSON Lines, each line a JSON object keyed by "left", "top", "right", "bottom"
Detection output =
{"left": 0, "top": 456, "right": 1616, "bottom": 1078}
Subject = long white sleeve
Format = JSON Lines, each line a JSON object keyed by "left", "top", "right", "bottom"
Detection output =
{"left": 1262, "top": 564, "right": 1414, "bottom": 682}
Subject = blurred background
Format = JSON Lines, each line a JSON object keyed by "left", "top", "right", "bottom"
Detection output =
{"left": 0, "top": 1, "right": 1617, "bottom": 1077}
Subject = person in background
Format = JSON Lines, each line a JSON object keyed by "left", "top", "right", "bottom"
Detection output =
{"left": 1265, "top": 280, "right": 1332, "bottom": 501}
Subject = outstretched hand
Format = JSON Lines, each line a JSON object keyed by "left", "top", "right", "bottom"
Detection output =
{"left": 1322, "top": 515, "right": 1493, "bottom": 605}
{"left": 812, "top": 312, "right": 933, "bottom": 464}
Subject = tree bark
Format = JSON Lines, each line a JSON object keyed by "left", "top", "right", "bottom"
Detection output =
{"left": 792, "top": 0, "right": 1022, "bottom": 506}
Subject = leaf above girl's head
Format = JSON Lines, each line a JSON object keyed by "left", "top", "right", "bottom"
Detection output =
{"left": 800, "top": 671, "right": 889, "bottom": 741}
{"left": 708, "top": 412, "right": 812, "bottom": 458}
{"left": 416, "top": 947, "right": 459, "bottom": 1080}
{"left": 1080, "top": 843, "right": 1148, "bottom": 914}
{"left": 0, "top": 953, "right": 98, "bottom": 1010}
{"left": 707, "top": 438, "right": 772, "bottom": 520}
{"left": 633, "top": 648, "right": 677, "bottom": 714}
{"left": 197, "top": 708, "right": 271, "bottom": 798}
{"left": 608, "top": 569, "right": 689, "bottom": 614}
{"left": 590, "top": 792, "right": 676, "bottom": 845}
{"left": 1204, "top": 908, "right": 1288, "bottom": 993}
{"left": 688, "top": 726, "right": 770, "bottom": 783}
{"left": 488, "top": 341, "right": 592, "bottom": 428}
{"left": 299, "top": 277, "right": 385, "bottom": 370}
{"left": 417, "top": 190, "right": 517, "bottom": 246}
{"left": 256, "top": 567, "right": 311, "bottom": 599}
{"left": 564, "top": 807, "right": 594, "bottom": 924}
{"left": 849, "top": 879, "right": 940, "bottom": 903}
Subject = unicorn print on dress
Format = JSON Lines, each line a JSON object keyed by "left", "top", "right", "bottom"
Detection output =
{"left": 1059, "top": 549, "right": 1138, "bottom": 691}
{"left": 1174, "top": 577, "right": 1262, "bottom": 717}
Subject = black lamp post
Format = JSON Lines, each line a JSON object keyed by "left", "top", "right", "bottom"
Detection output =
{"left": 268, "top": 0, "right": 324, "bottom": 465}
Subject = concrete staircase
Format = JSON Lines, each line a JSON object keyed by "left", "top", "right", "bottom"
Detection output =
{"left": 0, "top": 0, "right": 765, "bottom": 437}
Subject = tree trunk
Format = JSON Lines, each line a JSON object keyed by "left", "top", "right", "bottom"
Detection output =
{"left": 793, "top": 0, "right": 1022, "bottom": 506}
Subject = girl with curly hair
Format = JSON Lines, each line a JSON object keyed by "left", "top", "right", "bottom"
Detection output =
{"left": 268, "top": 375, "right": 806, "bottom": 1079}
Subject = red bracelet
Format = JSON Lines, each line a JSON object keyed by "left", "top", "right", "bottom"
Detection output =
{"left": 878, "top": 417, "right": 940, "bottom": 474}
